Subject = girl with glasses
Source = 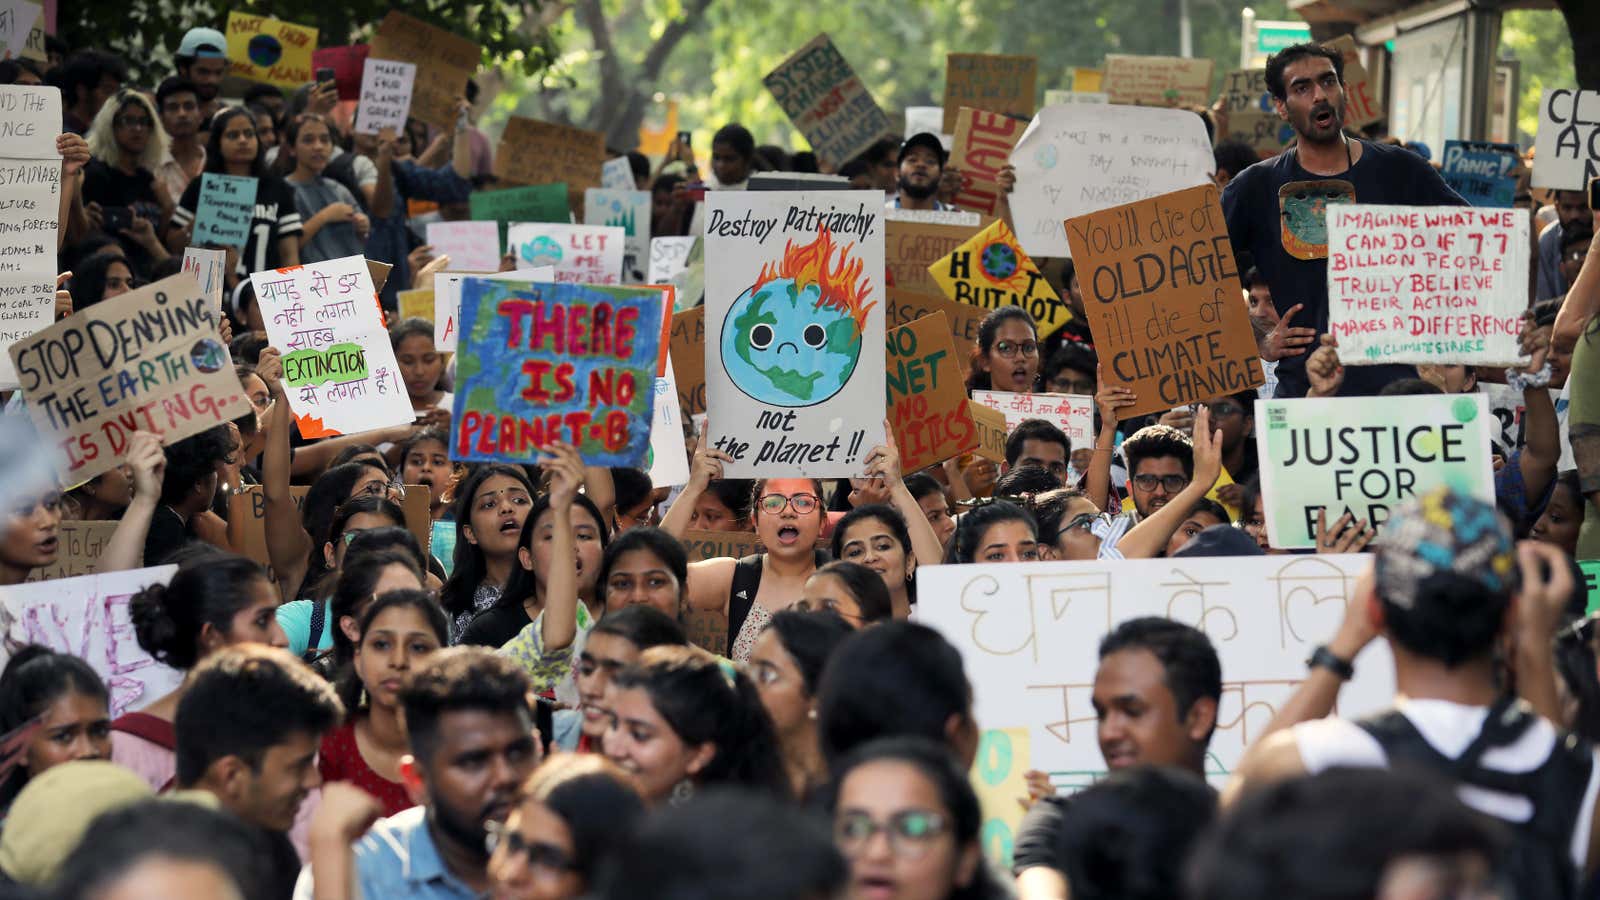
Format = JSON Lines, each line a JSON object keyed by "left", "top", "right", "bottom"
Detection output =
{"left": 661, "top": 435, "right": 829, "bottom": 661}
{"left": 750, "top": 609, "right": 854, "bottom": 797}
{"left": 487, "top": 755, "right": 644, "bottom": 900}
{"left": 965, "top": 305, "right": 1041, "bottom": 395}
{"left": 82, "top": 90, "right": 173, "bottom": 276}
{"left": 824, "top": 736, "right": 1002, "bottom": 900}
{"left": 1031, "top": 489, "right": 1104, "bottom": 561}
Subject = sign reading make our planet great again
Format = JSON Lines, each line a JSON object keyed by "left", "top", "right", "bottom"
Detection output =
{"left": 451, "top": 279, "right": 667, "bottom": 468}
{"left": 703, "top": 190, "right": 886, "bottom": 478}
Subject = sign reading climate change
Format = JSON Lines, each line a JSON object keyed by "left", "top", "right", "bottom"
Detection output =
{"left": 704, "top": 191, "right": 886, "bottom": 478}
{"left": 1255, "top": 394, "right": 1496, "bottom": 550}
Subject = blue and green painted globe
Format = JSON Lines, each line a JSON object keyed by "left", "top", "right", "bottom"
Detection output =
{"left": 721, "top": 278, "right": 862, "bottom": 407}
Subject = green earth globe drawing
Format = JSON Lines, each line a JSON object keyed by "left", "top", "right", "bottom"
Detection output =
{"left": 520, "top": 235, "right": 563, "bottom": 268}
{"left": 248, "top": 35, "right": 283, "bottom": 67}
{"left": 980, "top": 242, "right": 1019, "bottom": 280}
{"left": 721, "top": 278, "right": 862, "bottom": 408}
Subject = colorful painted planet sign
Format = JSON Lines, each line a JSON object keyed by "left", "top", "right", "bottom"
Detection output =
{"left": 225, "top": 12, "right": 317, "bottom": 89}
{"left": 703, "top": 190, "right": 886, "bottom": 478}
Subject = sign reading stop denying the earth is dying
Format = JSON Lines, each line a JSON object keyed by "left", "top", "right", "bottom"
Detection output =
{"left": 1064, "top": 183, "right": 1262, "bottom": 418}
{"left": 704, "top": 191, "right": 886, "bottom": 478}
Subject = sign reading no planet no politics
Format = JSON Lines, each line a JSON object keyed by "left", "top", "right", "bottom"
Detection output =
{"left": 1064, "top": 183, "right": 1262, "bottom": 419}
{"left": 451, "top": 279, "right": 667, "bottom": 468}
{"left": 1327, "top": 205, "right": 1529, "bottom": 367}
{"left": 703, "top": 191, "right": 886, "bottom": 478}
{"left": 9, "top": 273, "right": 251, "bottom": 483}
{"left": 1255, "top": 393, "right": 1496, "bottom": 550}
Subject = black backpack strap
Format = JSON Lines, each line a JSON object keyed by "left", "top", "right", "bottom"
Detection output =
{"left": 726, "top": 554, "right": 763, "bottom": 649}
{"left": 303, "top": 600, "right": 327, "bottom": 664}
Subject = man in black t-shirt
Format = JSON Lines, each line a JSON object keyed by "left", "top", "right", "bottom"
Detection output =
{"left": 1222, "top": 43, "right": 1464, "bottom": 399}
{"left": 1013, "top": 618, "right": 1221, "bottom": 898}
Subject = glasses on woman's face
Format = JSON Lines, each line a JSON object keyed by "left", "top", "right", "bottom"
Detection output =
{"left": 1055, "top": 512, "right": 1098, "bottom": 542}
{"left": 484, "top": 820, "right": 577, "bottom": 875}
{"left": 1132, "top": 474, "right": 1189, "bottom": 493}
{"left": 1205, "top": 401, "right": 1244, "bottom": 418}
{"left": 834, "top": 810, "right": 949, "bottom": 859}
{"left": 760, "top": 493, "right": 819, "bottom": 515}
{"left": 994, "top": 340, "right": 1039, "bottom": 359}
{"left": 114, "top": 115, "right": 153, "bottom": 130}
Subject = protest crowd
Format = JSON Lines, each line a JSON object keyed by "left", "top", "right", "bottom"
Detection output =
{"left": 5, "top": 9, "right": 1600, "bottom": 900}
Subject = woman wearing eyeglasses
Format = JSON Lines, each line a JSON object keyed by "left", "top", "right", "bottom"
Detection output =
{"left": 825, "top": 736, "right": 1005, "bottom": 900}
{"left": 487, "top": 755, "right": 644, "bottom": 900}
{"left": 957, "top": 307, "right": 1043, "bottom": 501}
{"left": 661, "top": 436, "right": 831, "bottom": 661}
{"left": 82, "top": 90, "right": 174, "bottom": 277}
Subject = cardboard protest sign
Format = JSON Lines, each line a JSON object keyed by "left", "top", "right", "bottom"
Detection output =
{"left": 929, "top": 219, "right": 1073, "bottom": 339}
{"left": 0, "top": 157, "right": 59, "bottom": 274}
{"left": 227, "top": 484, "right": 432, "bottom": 576}
{"left": 354, "top": 57, "right": 416, "bottom": 137}
{"left": 970, "top": 402, "right": 1009, "bottom": 463}
{"left": 23, "top": 520, "right": 117, "bottom": 582}
{"left": 194, "top": 173, "right": 256, "bottom": 247}
{"left": 649, "top": 355, "right": 691, "bottom": 488}
{"left": 942, "top": 53, "right": 1037, "bottom": 134}
{"left": 451, "top": 279, "right": 666, "bottom": 467}
{"left": 949, "top": 108, "right": 1027, "bottom": 217}
{"left": 0, "top": 1, "right": 40, "bottom": 59}
{"left": 887, "top": 217, "right": 984, "bottom": 297}
{"left": 1042, "top": 90, "right": 1108, "bottom": 105}
{"left": 1219, "top": 69, "right": 1290, "bottom": 158}
{"left": 1326, "top": 205, "right": 1528, "bottom": 366}
{"left": 251, "top": 255, "right": 414, "bottom": 439}
{"left": 763, "top": 34, "right": 895, "bottom": 171}
{"left": 470, "top": 183, "right": 570, "bottom": 247}
{"left": 224, "top": 12, "right": 317, "bottom": 89}
{"left": 1534, "top": 89, "right": 1600, "bottom": 191}
{"left": 887, "top": 312, "right": 978, "bottom": 472}
{"left": 886, "top": 288, "right": 984, "bottom": 362}
{"left": 1, "top": 566, "right": 184, "bottom": 716}
{"left": 432, "top": 269, "right": 552, "bottom": 353}
{"left": 311, "top": 44, "right": 368, "bottom": 101}
{"left": 0, "top": 84, "right": 58, "bottom": 157}
{"left": 1064, "top": 183, "right": 1262, "bottom": 418}
{"left": 970, "top": 390, "right": 1094, "bottom": 450}
{"left": 9, "top": 273, "right": 249, "bottom": 482}
{"left": 426, "top": 221, "right": 501, "bottom": 273}
{"left": 681, "top": 530, "right": 761, "bottom": 564}
{"left": 506, "top": 223, "right": 624, "bottom": 285}
{"left": 649, "top": 236, "right": 696, "bottom": 284}
{"left": 398, "top": 288, "right": 433, "bottom": 323}
{"left": 584, "top": 188, "right": 651, "bottom": 277}
{"left": 1009, "top": 105, "right": 1213, "bottom": 258}
{"left": 883, "top": 208, "right": 981, "bottom": 227}
{"left": 1073, "top": 68, "right": 1103, "bottom": 92}
{"left": 1322, "top": 36, "right": 1383, "bottom": 130}
{"left": 494, "top": 117, "right": 605, "bottom": 191}
{"left": 0, "top": 273, "right": 55, "bottom": 389}
{"left": 601, "top": 156, "right": 634, "bottom": 191}
{"left": 1440, "top": 141, "right": 1519, "bottom": 208}
{"left": 703, "top": 190, "right": 886, "bottom": 477}
{"left": 1102, "top": 54, "right": 1214, "bottom": 107}
{"left": 669, "top": 306, "right": 705, "bottom": 417}
{"left": 369, "top": 11, "right": 481, "bottom": 129}
{"left": 181, "top": 247, "right": 226, "bottom": 318}
{"left": 916, "top": 554, "right": 1392, "bottom": 784}
{"left": 1255, "top": 393, "right": 1496, "bottom": 549}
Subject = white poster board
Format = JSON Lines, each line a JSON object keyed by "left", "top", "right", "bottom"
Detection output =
{"left": 354, "top": 58, "right": 416, "bottom": 137}
{"left": 969, "top": 390, "right": 1094, "bottom": 449}
{"left": 0, "top": 84, "right": 60, "bottom": 158}
{"left": 1, "top": 566, "right": 184, "bottom": 717}
{"left": 426, "top": 220, "right": 502, "bottom": 273}
{"left": 0, "top": 272, "right": 54, "bottom": 389}
{"left": 1533, "top": 89, "right": 1600, "bottom": 191}
{"left": 1008, "top": 104, "right": 1214, "bottom": 258}
{"left": 648, "top": 236, "right": 696, "bottom": 284}
{"left": 432, "top": 267, "right": 552, "bottom": 352}
{"left": 506, "top": 223, "right": 625, "bottom": 285}
{"left": 649, "top": 352, "right": 691, "bottom": 488}
{"left": 583, "top": 188, "right": 652, "bottom": 278}
{"left": 703, "top": 190, "right": 886, "bottom": 477}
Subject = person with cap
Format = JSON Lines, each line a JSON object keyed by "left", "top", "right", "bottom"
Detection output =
{"left": 173, "top": 27, "right": 229, "bottom": 120}
{"left": 1226, "top": 486, "right": 1599, "bottom": 896}
{"left": 0, "top": 759, "right": 152, "bottom": 887}
{"left": 888, "top": 132, "right": 950, "bottom": 212}
{"left": 1014, "top": 616, "right": 1222, "bottom": 899}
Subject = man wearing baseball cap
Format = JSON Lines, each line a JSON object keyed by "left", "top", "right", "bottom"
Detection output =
{"left": 1227, "top": 486, "right": 1599, "bottom": 895}
{"left": 888, "top": 132, "right": 949, "bottom": 212}
{"left": 174, "top": 26, "right": 229, "bottom": 119}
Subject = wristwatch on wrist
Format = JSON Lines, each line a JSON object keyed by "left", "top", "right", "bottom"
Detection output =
{"left": 1307, "top": 645, "right": 1354, "bottom": 680}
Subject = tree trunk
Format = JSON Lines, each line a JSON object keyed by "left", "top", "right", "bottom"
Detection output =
{"left": 1556, "top": 0, "right": 1600, "bottom": 91}
{"left": 575, "top": 0, "right": 713, "bottom": 149}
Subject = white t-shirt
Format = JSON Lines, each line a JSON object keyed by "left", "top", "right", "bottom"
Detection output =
{"left": 1292, "top": 698, "right": 1600, "bottom": 870}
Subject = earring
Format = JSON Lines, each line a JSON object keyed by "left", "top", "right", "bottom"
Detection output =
{"left": 359, "top": 686, "right": 368, "bottom": 709}
{"left": 808, "top": 708, "right": 818, "bottom": 720}
{"left": 669, "top": 778, "right": 695, "bottom": 806}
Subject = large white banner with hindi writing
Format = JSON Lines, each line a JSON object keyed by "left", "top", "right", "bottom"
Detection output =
{"left": 251, "top": 255, "right": 414, "bottom": 438}
{"left": 916, "top": 556, "right": 1393, "bottom": 786}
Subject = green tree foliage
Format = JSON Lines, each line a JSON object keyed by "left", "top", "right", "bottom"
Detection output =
{"left": 1500, "top": 10, "right": 1575, "bottom": 142}
{"left": 60, "top": 0, "right": 560, "bottom": 86}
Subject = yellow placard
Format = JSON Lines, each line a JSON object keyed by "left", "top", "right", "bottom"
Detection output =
{"left": 1073, "top": 67, "right": 1103, "bottom": 92}
{"left": 928, "top": 219, "right": 1073, "bottom": 338}
{"left": 225, "top": 12, "right": 318, "bottom": 89}
{"left": 1207, "top": 464, "right": 1241, "bottom": 521}
{"left": 971, "top": 728, "right": 1030, "bottom": 868}
{"left": 397, "top": 288, "right": 434, "bottom": 323}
